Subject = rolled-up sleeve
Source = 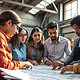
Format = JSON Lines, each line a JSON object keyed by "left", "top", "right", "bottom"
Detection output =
{"left": 64, "top": 39, "right": 72, "bottom": 56}
{"left": 61, "top": 39, "right": 78, "bottom": 66}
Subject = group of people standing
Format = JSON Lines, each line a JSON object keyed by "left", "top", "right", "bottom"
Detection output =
{"left": 0, "top": 10, "right": 80, "bottom": 80}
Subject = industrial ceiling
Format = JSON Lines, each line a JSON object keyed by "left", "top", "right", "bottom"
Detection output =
{"left": 1, "top": 0, "right": 64, "bottom": 15}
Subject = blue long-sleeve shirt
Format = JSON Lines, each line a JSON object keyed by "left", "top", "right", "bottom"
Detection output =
{"left": 8, "top": 43, "right": 27, "bottom": 61}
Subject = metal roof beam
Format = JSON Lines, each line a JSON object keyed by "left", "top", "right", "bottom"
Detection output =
{"left": 2, "top": 0, "right": 58, "bottom": 14}
{"left": 52, "top": 1, "right": 58, "bottom": 12}
{"left": 40, "top": 12, "right": 48, "bottom": 28}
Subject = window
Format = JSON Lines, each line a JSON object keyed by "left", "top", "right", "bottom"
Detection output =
{"left": 64, "top": 0, "right": 78, "bottom": 20}
{"left": 78, "top": 0, "right": 80, "bottom": 14}
{"left": 72, "top": 1, "right": 77, "bottom": 17}
{"left": 64, "top": 3, "right": 71, "bottom": 19}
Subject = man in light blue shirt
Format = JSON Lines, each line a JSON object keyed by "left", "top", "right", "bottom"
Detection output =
{"left": 44, "top": 22, "right": 71, "bottom": 66}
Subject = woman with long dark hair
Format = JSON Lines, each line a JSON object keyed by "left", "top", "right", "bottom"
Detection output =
{"left": 9, "top": 27, "right": 29, "bottom": 61}
{"left": 27, "top": 27, "right": 44, "bottom": 65}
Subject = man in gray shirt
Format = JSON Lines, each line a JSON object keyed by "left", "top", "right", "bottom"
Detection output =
{"left": 44, "top": 22, "right": 71, "bottom": 66}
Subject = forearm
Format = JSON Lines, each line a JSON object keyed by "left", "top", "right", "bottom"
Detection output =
{"left": 61, "top": 55, "right": 73, "bottom": 66}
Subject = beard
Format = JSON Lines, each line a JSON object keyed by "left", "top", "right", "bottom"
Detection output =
{"left": 51, "top": 36, "right": 57, "bottom": 41}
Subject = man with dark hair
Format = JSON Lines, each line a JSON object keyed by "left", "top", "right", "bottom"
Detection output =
{"left": 0, "top": 10, "right": 32, "bottom": 80}
{"left": 44, "top": 22, "right": 71, "bottom": 66}
{"left": 52, "top": 15, "right": 80, "bottom": 74}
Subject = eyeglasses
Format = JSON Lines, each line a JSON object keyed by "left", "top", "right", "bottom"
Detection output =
{"left": 14, "top": 24, "right": 20, "bottom": 30}
{"left": 12, "top": 22, "right": 20, "bottom": 30}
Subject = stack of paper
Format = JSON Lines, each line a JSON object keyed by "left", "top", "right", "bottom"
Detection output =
{"left": 0, "top": 68, "right": 30, "bottom": 80}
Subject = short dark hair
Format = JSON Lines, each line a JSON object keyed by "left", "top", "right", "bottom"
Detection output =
{"left": 70, "top": 15, "right": 80, "bottom": 26}
{"left": 0, "top": 10, "right": 21, "bottom": 25}
{"left": 47, "top": 22, "right": 58, "bottom": 30}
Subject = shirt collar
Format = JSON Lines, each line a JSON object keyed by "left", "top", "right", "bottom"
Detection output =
{"left": 58, "top": 36, "right": 61, "bottom": 42}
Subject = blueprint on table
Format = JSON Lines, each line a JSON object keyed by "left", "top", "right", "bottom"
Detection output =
{"left": 21, "top": 65, "right": 80, "bottom": 80}
{"left": 1, "top": 65, "right": 80, "bottom": 80}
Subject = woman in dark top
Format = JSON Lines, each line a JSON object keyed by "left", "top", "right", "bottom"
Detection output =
{"left": 27, "top": 27, "right": 44, "bottom": 65}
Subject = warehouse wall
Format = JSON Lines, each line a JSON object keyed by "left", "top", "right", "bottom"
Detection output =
{"left": 0, "top": 6, "right": 42, "bottom": 35}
